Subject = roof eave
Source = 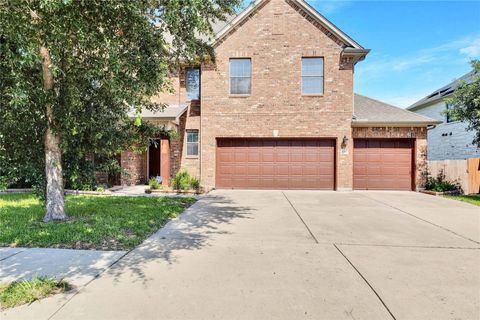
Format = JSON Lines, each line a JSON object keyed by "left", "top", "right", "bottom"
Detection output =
{"left": 351, "top": 120, "right": 442, "bottom": 127}
{"left": 407, "top": 95, "right": 450, "bottom": 111}
{"left": 341, "top": 48, "right": 371, "bottom": 64}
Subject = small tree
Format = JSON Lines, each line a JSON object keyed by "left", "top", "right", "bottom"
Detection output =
{"left": 446, "top": 60, "right": 480, "bottom": 147}
{"left": 0, "top": 1, "right": 240, "bottom": 222}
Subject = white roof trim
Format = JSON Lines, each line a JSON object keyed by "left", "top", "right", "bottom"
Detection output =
{"left": 213, "top": 0, "right": 363, "bottom": 49}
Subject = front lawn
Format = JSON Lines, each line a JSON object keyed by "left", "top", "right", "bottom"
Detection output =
{"left": 444, "top": 194, "right": 480, "bottom": 207}
{"left": 0, "top": 277, "right": 71, "bottom": 309}
{"left": 0, "top": 193, "right": 195, "bottom": 250}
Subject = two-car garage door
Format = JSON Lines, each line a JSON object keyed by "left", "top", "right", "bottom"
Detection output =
{"left": 216, "top": 138, "right": 335, "bottom": 189}
{"left": 215, "top": 138, "right": 414, "bottom": 191}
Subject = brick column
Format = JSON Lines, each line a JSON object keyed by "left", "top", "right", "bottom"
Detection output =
{"left": 160, "top": 138, "right": 170, "bottom": 187}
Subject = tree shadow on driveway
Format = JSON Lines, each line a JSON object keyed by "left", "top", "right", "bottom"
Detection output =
{"left": 106, "top": 194, "right": 254, "bottom": 284}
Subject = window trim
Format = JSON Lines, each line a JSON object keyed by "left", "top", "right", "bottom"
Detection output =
{"left": 186, "top": 130, "right": 199, "bottom": 158}
{"left": 301, "top": 57, "right": 324, "bottom": 96}
{"left": 229, "top": 58, "right": 252, "bottom": 96}
{"left": 186, "top": 68, "right": 201, "bottom": 102}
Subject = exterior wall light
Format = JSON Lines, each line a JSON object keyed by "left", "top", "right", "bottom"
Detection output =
{"left": 341, "top": 136, "right": 349, "bottom": 148}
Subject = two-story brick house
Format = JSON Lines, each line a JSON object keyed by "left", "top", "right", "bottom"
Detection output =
{"left": 120, "top": 0, "right": 440, "bottom": 191}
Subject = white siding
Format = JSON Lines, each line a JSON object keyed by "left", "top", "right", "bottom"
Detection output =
{"left": 414, "top": 100, "right": 480, "bottom": 160}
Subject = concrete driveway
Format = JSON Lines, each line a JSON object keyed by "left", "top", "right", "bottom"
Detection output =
{"left": 6, "top": 190, "right": 479, "bottom": 320}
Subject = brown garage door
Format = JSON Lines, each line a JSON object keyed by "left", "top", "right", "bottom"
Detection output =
{"left": 216, "top": 138, "right": 335, "bottom": 189}
{"left": 354, "top": 139, "right": 413, "bottom": 190}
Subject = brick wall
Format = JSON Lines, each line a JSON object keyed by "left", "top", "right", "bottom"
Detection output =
{"left": 120, "top": 151, "right": 146, "bottom": 185}
{"left": 200, "top": 0, "right": 354, "bottom": 190}
{"left": 150, "top": 72, "right": 202, "bottom": 180}
{"left": 352, "top": 127, "right": 428, "bottom": 189}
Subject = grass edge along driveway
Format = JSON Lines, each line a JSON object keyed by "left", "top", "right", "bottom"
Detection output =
{"left": 444, "top": 194, "right": 480, "bottom": 207}
{"left": 0, "top": 193, "right": 195, "bottom": 250}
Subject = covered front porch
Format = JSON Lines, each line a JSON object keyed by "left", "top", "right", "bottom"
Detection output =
{"left": 120, "top": 104, "right": 188, "bottom": 187}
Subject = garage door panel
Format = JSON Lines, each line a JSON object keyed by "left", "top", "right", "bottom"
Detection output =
{"left": 354, "top": 139, "right": 413, "bottom": 191}
{"left": 276, "top": 153, "right": 290, "bottom": 162}
{"left": 262, "top": 153, "right": 275, "bottom": 162}
{"left": 290, "top": 153, "right": 303, "bottom": 162}
{"left": 216, "top": 138, "right": 335, "bottom": 189}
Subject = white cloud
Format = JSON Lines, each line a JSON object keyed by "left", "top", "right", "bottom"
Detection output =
{"left": 460, "top": 38, "right": 480, "bottom": 58}
{"left": 357, "top": 34, "right": 480, "bottom": 81}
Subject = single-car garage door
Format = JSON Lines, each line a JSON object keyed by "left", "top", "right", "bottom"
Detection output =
{"left": 216, "top": 138, "right": 335, "bottom": 189}
{"left": 354, "top": 139, "right": 414, "bottom": 190}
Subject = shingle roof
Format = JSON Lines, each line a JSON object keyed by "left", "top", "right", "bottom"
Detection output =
{"left": 129, "top": 104, "right": 187, "bottom": 120}
{"left": 407, "top": 70, "right": 476, "bottom": 110}
{"left": 353, "top": 94, "right": 441, "bottom": 127}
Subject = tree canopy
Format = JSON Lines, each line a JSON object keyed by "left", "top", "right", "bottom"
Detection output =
{"left": 446, "top": 60, "right": 480, "bottom": 147}
{"left": 0, "top": 0, "right": 240, "bottom": 220}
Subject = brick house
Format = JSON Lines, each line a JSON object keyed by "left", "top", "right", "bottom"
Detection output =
{"left": 120, "top": 0, "right": 440, "bottom": 191}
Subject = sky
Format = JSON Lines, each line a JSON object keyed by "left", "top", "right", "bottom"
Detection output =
{"left": 307, "top": 0, "right": 480, "bottom": 108}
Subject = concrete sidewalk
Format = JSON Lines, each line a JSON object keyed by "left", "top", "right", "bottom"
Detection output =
{"left": 0, "top": 248, "right": 125, "bottom": 319}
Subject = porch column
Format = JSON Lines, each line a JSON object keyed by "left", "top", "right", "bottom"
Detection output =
{"left": 160, "top": 138, "right": 170, "bottom": 187}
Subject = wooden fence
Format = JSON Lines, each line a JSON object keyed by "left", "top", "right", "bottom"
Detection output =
{"left": 428, "top": 158, "right": 480, "bottom": 194}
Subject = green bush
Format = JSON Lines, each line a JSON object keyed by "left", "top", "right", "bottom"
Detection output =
{"left": 425, "top": 170, "right": 460, "bottom": 193}
{"left": 190, "top": 177, "right": 200, "bottom": 191}
{"left": 0, "top": 176, "right": 7, "bottom": 191}
{"left": 170, "top": 170, "right": 200, "bottom": 191}
{"left": 149, "top": 177, "right": 162, "bottom": 190}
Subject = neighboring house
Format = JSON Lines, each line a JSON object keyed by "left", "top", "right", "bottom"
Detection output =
{"left": 407, "top": 71, "right": 480, "bottom": 161}
{"left": 119, "top": 0, "right": 439, "bottom": 191}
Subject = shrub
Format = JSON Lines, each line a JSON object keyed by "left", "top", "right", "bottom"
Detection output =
{"left": 190, "top": 177, "right": 200, "bottom": 191}
{"left": 149, "top": 177, "right": 162, "bottom": 190}
{"left": 0, "top": 176, "right": 7, "bottom": 191}
{"left": 425, "top": 170, "right": 460, "bottom": 193}
{"left": 170, "top": 170, "right": 200, "bottom": 191}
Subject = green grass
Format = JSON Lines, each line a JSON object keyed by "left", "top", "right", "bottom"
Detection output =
{"left": 444, "top": 194, "right": 480, "bottom": 207}
{"left": 0, "top": 193, "right": 195, "bottom": 250}
{"left": 0, "top": 276, "right": 71, "bottom": 309}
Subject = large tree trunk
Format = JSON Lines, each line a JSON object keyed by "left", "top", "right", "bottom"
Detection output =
{"left": 40, "top": 46, "right": 66, "bottom": 222}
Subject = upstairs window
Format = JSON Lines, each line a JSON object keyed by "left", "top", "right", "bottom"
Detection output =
{"left": 302, "top": 57, "right": 324, "bottom": 95}
{"left": 186, "top": 130, "right": 199, "bottom": 156}
{"left": 230, "top": 58, "right": 251, "bottom": 95}
{"left": 186, "top": 68, "right": 200, "bottom": 101}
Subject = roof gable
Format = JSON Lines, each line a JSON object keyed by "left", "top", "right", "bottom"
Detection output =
{"left": 213, "top": 0, "right": 364, "bottom": 49}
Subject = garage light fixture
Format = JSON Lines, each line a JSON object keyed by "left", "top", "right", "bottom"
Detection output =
{"left": 342, "top": 136, "right": 349, "bottom": 148}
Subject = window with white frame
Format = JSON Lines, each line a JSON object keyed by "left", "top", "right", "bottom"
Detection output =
{"left": 301, "top": 57, "right": 324, "bottom": 95}
{"left": 186, "top": 130, "right": 199, "bottom": 156}
{"left": 230, "top": 58, "right": 251, "bottom": 95}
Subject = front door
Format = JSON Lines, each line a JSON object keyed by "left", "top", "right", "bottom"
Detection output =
{"left": 148, "top": 139, "right": 161, "bottom": 178}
